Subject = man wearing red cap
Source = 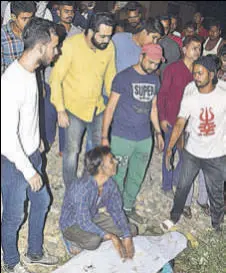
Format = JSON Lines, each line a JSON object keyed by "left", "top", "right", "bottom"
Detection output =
{"left": 101, "top": 44, "right": 164, "bottom": 224}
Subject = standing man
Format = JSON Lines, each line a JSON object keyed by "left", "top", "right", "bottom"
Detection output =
{"left": 44, "top": 1, "right": 81, "bottom": 156}
{"left": 112, "top": 17, "right": 164, "bottom": 73}
{"left": 168, "top": 14, "right": 183, "bottom": 48}
{"left": 162, "top": 56, "right": 226, "bottom": 232}
{"left": 158, "top": 36, "right": 209, "bottom": 218}
{"left": 193, "top": 12, "right": 208, "bottom": 40}
{"left": 203, "top": 20, "right": 225, "bottom": 56}
{"left": 102, "top": 44, "right": 165, "bottom": 224}
{"left": 1, "top": 18, "right": 59, "bottom": 273}
{"left": 158, "top": 36, "right": 201, "bottom": 194}
{"left": 1, "top": 1, "right": 36, "bottom": 75}
{"left": 60, "top": 146, "right": 137, "bottom": 257}
{"left": 50, "top": 12, "right": 116, "bottom": 189}
{"left": 158, "top": 15, "right": 181, "bottom": 79}
{"left": 182, "top": 21, "right": 195, "bottom": 41}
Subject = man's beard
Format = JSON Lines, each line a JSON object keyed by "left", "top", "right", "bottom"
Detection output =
{"left": 91, "top": 35, "right": 109, "bottom": 50}
{"left": 140, "top": 61, "right": 153, "bottom": 75}
{"left": 195, "top": 78, "right": 210, "bottom": 89}
{"left": 129, "top": 21, "right": 140, "bottom": 28}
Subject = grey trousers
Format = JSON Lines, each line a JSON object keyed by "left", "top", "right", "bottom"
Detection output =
{"left": 63, "top": 213, "right": 137, "bottom": 250}
{"left": 171, "top": 150, "right": 226, "bottom": 229}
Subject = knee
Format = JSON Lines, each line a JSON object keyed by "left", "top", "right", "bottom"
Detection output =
{"left": 2, "top": 211, "right": 24, "bottom": 230}
{"left": 82, "top": 236, "right": 101, "bottom": 251}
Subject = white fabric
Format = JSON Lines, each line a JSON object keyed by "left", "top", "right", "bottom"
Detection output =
{"left": 179, "top": 81, "right": 226, "bottom": 158}
{"left": 202, "top": 37, "right": 223, "bottom": 56}
{"left": 3, "top": 1, "right": 53, "bottom": 26}
{"left": 53, "top": 233, "right": 187, "bottom": 273}
{"left": 173, "top": 31, "right": 181, "bottom": 38}
{"left": 1, "top": 61, "right": 40, "bottom": 180}
{"left": 1, "top": 1, "right": 8, "bottom": 18}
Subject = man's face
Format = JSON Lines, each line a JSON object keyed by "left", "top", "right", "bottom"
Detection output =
{"left": 209, "top": 25, "right": 221, "bottom": 41}
{"left": 184, "top": 27, "right": 195, "bottom": 37}
{"left": 170, "top": 17, "right": 177, "bottom": 33}
{"left": 193, "top": 13, "right": 202, "bottom": 24}
{"left": 143, "top": 31, "right": 161, "bottom": 45}
{"left": 220, "top": 54, "right": 226, "bottom": 71}
{"left": 14, "top": 12, "right": 34, "bottom": 32}
{"left": 58, "top": 5, "right": 74, "bottom": 24}
{"left": 193, "top": 64, "right": 212, "bottom": 88}
{"left": 184, "top": 41, "right": 201, "bottom": 62}
{"left": 161, "top": 19, "right": 170, "bottom": 36}
{"left": 127, "top": 10, "right": 141, "bottom": 28}
{"left": 91, "top": 24, "right": 113, "bottom": 50}
{"left": 140, "top": 54, "right": 161, "bottom": 74}
{"left": 40, "top": 34, "right": 59, "bottom": 67}
{"left": 101, "top": 153, "right": 118, "bottom": 177}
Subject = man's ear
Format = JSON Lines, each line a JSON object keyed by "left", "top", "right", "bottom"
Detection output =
{"left": 201, "top": 17, "right": 204, "bottom": 23}
{"left": 11, "top": 14, "right": 17, "bottom": 21}
{"left": 56, "top": 9, "right": 60, "bottom": 17}
{"left": 209, "top": 71, "right": 215, "bottom": 81}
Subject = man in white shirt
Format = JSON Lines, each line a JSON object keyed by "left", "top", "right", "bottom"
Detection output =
{"left": 162, "top": 56, "right": 226, "bottom": 233}
{"left": 1, "top": 18, "right": 59, "bottom": 273}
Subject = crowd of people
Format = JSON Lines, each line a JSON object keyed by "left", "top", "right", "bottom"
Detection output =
{"left": 1, "top": 1, "right": 226, "bottom": 273}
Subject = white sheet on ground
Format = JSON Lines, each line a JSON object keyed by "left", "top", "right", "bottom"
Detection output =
{"left": 53, "top": 231, "right": 187, "bottom": 273}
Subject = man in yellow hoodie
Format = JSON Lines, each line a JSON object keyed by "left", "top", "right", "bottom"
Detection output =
{"left": 50, "top": 12, "right": 116, "bottom": 189}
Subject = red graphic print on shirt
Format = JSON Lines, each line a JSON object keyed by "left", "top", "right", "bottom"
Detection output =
{"left": 198, "top": 107, "right": 216, "bottom": 136}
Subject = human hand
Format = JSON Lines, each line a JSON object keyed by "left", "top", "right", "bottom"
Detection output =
{"left": 122, "top": 237, "right": 134, "bottom": 259}
{"left": 28, "top": 173, "right": 43, "bottom": 192}
{"left": 58, "top": 111, "right": 70, "bottom": 128}
{"left": 165, "top": 148, "right": 173, "bottom": 171}
{"left": 39, "top": 139, "right": 45, "bottom": 153}
{"left": 160, "top": 120, "right": 171, "bottom": 133}
{"left": 104, "top": 234, "right": 125, "bottom": 260}
{"left": 156, "top": 134, "right": 164, "bottom": 152}
{"left": 101, "top": 137, "right": 109, "bottom": 147}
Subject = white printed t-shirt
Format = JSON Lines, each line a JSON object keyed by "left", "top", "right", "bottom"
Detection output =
{"left": 178, "top": 81, "right": 226, "bottom": 158}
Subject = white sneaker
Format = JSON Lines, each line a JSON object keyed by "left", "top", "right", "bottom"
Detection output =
{"left": 2, "top": 263, "right": 31, "bottom": 273}
{"left": 22, "top": 252, "right": 58, "bottom": 267}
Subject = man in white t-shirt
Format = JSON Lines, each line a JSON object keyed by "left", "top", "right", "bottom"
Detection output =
{"left": 162, "top": 56, "right": 226, "bottom": 233}
{"left": 1, "top": 18, "right": 59, "bottom": 273}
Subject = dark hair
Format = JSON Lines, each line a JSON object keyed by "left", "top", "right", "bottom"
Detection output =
{"left": 157, "top": 15, "right": 170, "bottom": 22}
{"left": 85, "top": 12, "right": 115, "bottom": 36}
{"left": 57, "top": 1, "right": 75, "bottom": 8}
{"left": 218, "top": 44, "right": 226, "bottom": 57}
{"left": 143, "top": 17, "right": 165, "bottom": 36}
{"left": 85, "top": 146, "right": 112, "bottom": 176}
{"left": 11, "top": 1, "right": 36, "bottom": 17}
{"left": 126, "top": 1, "right": 142, "bottom": 13}
{"left": 208, "top": 19, "right": 221, "bottom": 31}
{"left": 168, "top": 14, "right": 178, "bottom": 21}
{"left": 206, "top": 54, "right": 221, "bottom": 71}
{"left": 22, "top": 17, "right": 58, "bottom": 50}
{"left": 183, "top": 35, "right": 201, "bottom": 47}
{"left": 184, "top": 21, "right": 195, "bottom": 30}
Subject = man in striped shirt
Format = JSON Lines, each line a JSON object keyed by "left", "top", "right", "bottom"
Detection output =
{"left": 1, "top": 1, "right": 36, "bottom": 75}
{"left": 60, "top": 146, "right": 137, "bottom": 258}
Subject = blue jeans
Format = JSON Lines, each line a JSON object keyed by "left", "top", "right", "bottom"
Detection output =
{"left": 44, "top": 83, "right": 65, "bottom": 153}
{"left": 1, "top": 150, "right": 50, "bottom": 268}
{"left": 162, "top": 126, "right": 183, "bottom": 191}
{"left": 63, "top": 111, "right": 103, "bottom": 189}
{"left": 170, "top": 150, "right": 226, "bottom": 229}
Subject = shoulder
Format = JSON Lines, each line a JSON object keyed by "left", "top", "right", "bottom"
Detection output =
{"left": 1, "top": 23, "right": 9, "bottom": 39}
{"left": 183, "top": 81, "right": 198, "bottom": 97}
{"left": 114, "top": 67, "right": 133, "bottom": 81}
{"left": 112, "top": 32, "right": 131, "bottom": 43}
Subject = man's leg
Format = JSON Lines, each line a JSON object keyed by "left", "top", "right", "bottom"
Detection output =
{"left": 59, "top": 127, "right": 65, "bottom": 154}
{"left": 111, "top": 136, "right": 134, "bottom": 194}
{"left": 123, "top": 137, "right": 152, "bottom": 210}
{"left": 170, "top": 150, "right": 200, "bottom": 223}
{"left": 162, "top": 127, "right": 175, "bottom": 191}
{"left": 90, "top": 112, "right": 103, "bottom": 149}
{"left": 202, "top": 156, "right": 226, "bottom": 230}
{"left": 26, "top": 150, "right": 50, "bottom": 257}
{"left": 63, "top": 111, "right": 86, "bottom": 189}
{"left": 1, "top": 155, "right": 29, "bottom": 268}
{"left": 197, "top": 170, "right": 209, "bottom": 205}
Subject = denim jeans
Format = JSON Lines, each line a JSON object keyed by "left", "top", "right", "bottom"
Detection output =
{"left": 63, "top": 111, "right": 103, "bottom": 189}
{"left": 43, "top": 83, "right": 65, "bottom": 153}
{"left": 162, "top": 126, "right": 183, "bottom": 191}
{"left": 1, "top": 150, "right": 50, "bottom": 268}
{"left": 170, "top": 150, "right": 226, "bottom": 229}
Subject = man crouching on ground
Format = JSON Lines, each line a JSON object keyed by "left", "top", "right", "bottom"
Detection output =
{"left": 60, "top": 146, "right": 137, "bottom": 259}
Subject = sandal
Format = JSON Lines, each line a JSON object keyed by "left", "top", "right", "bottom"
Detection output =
{"left": 197, "top": 201, "right": 210, "bottom": 216}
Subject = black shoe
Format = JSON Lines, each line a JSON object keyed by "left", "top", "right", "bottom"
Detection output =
{"left": 183, "top": 206, "right": 192, "bottom": 219}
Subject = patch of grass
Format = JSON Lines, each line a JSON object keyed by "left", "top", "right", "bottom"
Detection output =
{"left": 174, "top": 229, "right": 225, "bottom": 273}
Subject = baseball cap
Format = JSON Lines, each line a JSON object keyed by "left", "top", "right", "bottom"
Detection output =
{"left": 141, "top": 43, "right": 165, "bottom": 62}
